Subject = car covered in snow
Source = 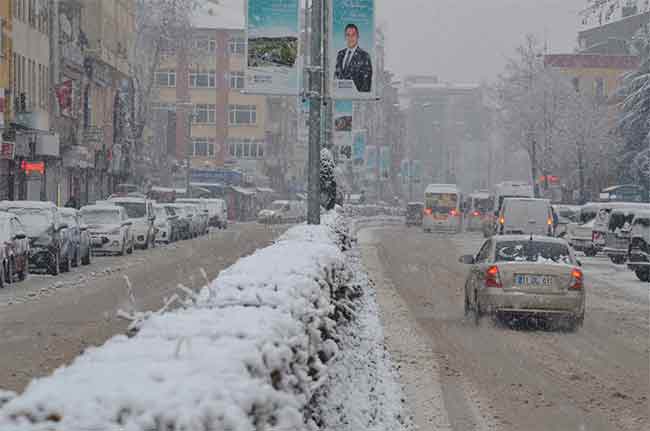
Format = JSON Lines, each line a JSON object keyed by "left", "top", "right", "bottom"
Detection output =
{"left": 0, "top": 212, "right": 29, "bottom": 286}
{"left": 165, "top": 204, "right": 192, "bottom": 240}
{"left": 627, "top": 210, "right": 650, "bottom": 282}
{"left": 566, "top": 203, "right": 608, "bottom": 256}
{"left": 80, "top": 205, "right": 134, "bottom": 256}
{"left": 105, "top": 196, "right": 156, "bottom": 249}
{"left": 591, "top": 203, "right": 650, "bottom": 258}
{"left": 58, "top": 207, "right": 92, "bottom": 267}
{"left": 0, "top": 201, "right": 71, "bottom": 275}
{"left": 459, "top": 235, "right": 585, "bottom": 330}
{"left": 258, "top": 200, "right": 306, "bottom": 224}
{"left": 553, "top": 205, "right": 580, "bottom": 238}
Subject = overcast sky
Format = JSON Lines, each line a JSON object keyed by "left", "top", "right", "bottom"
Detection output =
{"left": 376, "top": 0, "right": 587, "bottom": 83}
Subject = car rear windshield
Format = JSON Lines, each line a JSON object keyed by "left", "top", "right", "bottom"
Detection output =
{"left": 608, "top": 212, "right": 635, "bottom": 231}
{"left": 495, "top": 240, "right": 572, "bottom": 264}
{"left": 633, "top": 217, "right": 650, "bottom": 228}
{"left": 113, "top": 202, "right": 146, "bottom": 218}
{"left": 474, "top": 198, "right": 493, "bottom": 212}
{"left": 6, "top": 208, "right": 53, "bottom": 236}
{"left": 425, "top": 193, "right": 458, "bottom": 212}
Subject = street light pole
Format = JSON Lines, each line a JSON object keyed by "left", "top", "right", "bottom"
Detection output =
{"left": 307, "top": 0, "right": 323, "bottom": 225}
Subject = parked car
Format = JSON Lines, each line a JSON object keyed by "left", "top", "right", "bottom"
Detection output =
{"left": 177, "top": 199, "right": 214, "bottom": 231}
{"left": 80, "top": 205, "right": 134, "bottom": 256}
{"left": 602, "top": 208, "right": 637, "bottom": 264}
{"left": 459, "top": 235, "right": 585, "bottom": 330}
{"left": 105, "top": 197, "right": 156, "bottom": 249}
{"left": 59, "top": 207, "right": 92, "bottom": 267}
{"left": 0, "top": 212, "right": 29, "bottom": 286}
{"left": 153, "top": 204, "right": 178, "bottom": 244}
{"left": 0, "top": 201, "right": 71, "bottom": 275}
{"left": 405, "top": 202, "right": 424, "bottom": 227}
{"left": 258, "top": 200, "right": 306, "bottom": 224}
{"left": 497, "top": 198, "right": 554, "bottom": 236}
{"left": 166, "top": 204, "right": 192, "bottom": 240}
{"left": 566, "top": 203, "right": 607, "bottom": 256}
{"left": 590, "top": 203, "right": 650, "bottom": 257}
{"left": 627, "top": 210, "right": 650, "bottom": 282}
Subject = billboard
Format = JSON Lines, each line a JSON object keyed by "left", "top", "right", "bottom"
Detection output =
{"left": 329, "top": 0, "right": 375, "bottom": 99}
{"left": 352, "top": 129, "right": 366, "bottom": 165}
{"left": 246, "top": 0, "right": 301, "bottom": 95}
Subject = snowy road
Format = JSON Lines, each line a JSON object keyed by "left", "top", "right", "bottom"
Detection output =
{"left": 361, "top": 226, "right": 648, "bottom": 431}
{"left": 0, "top": 223, "right": 286, "bottom": 392}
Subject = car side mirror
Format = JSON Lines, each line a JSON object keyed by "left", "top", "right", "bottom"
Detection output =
{"left": 80, "top": 224, "right": 89, "bottom": 231}
{"left": 13, "top": 233, "right": 26, "bottom": 240}
{"left": 459, "top": 255, "right": 475, "bottom": 265}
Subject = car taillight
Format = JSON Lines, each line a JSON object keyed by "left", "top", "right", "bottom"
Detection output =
{"left": 499, "top": 216, "right": 505, "bottom": 225}
{"left": 569, "top": 268, "right": 584, "bottom": 290}
{"left": 547, "top": 217, "right": 553, "bottom": 226}
{"left": 424, "top": 208, "right": 432, "bottom": 216}
{"left": 473, "top": 211, "right": 481, "bottom": 217}
{"left": 450, "top": 209, "right": 459, "bottom": 217}
{"left": 485, "top": 265, "right": 502, "bottom": 288}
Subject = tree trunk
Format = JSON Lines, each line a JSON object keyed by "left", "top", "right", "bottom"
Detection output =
{"left": 577, "top": 144, "right": 586, "bottom": 205}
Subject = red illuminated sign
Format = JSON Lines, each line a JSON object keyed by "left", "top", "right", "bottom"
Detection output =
{"left": 21, "top": 160, "right": 45, "bottom": 174}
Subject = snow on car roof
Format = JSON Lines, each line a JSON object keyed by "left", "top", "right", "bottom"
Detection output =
{"left": 425, "top": 184, "right": 459, "bottom": 193}
{"left": 632, "top": 210, "right": 650, "bottom": 219}
{"left": 107, "top": 197, "right": 149, "bottom": 203}
{"left": 494, "top": 234, "right": 569, "bottom": 245}
{"left": 80, "top": 204, "right": 123, "bottom": 213}
{"left": 0, "top": 200, "right": 56, "bottom": 209}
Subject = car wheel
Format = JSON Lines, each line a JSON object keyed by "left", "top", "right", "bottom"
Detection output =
{"left": 464, "top": 288, "right": 471, "bottom": 317}
{"left": 471, "top": 290, "right": 482, "bottom": 326}
{"left": 584, "top": 248, "right": 597, "bottom": 257}
{"left": 49, "top": 252, "right": 60, "bottom": 276}
{"left": 60, "top": 253, "right": 71, "bottom": 273}
{"left": 17, "top": 256, "right": 27, "bottom": 281}
{"left": 72, "top": 247, "right": 80, "bottom": 268}
{"left": 82, "top": 247, "right": 91, "bottom": 265}
{"left": 635, "top": 268, "right": 650, "bottom": 282}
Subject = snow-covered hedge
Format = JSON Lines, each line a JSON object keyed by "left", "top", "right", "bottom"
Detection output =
{"left": 0, "top": 212, "right": 359, "bottom": 431}
{"left": 343, "top": 204, "right": 405, "bottom": 218}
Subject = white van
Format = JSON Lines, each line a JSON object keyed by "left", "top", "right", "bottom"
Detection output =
{"left": 422, "top": 184, "right": 463, "bottom": 233}
{"left": 106, "top": 197, "right": 156, "bottom": 249}
{"left": 483, "top": 182, "right": 534, "bottom": 237}
{"left": 497, "top": 198, "right": 554, "bottom": 236}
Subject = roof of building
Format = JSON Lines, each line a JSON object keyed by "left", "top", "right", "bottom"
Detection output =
{"left": 579, "top": 11, "right": 650, "bottom": 45}
{"left": 191, "top": 0, "right": 244, "bottom": 30}
{"left": 544, "top": 53, "right": 640, "bottom": 70}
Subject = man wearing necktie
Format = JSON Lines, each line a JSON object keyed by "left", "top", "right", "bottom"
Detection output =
{"left": 335, "top": 24, "right": 373, "bottom": 93}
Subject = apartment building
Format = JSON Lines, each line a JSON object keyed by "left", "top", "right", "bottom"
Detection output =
{"left": 153, "top": 3, "right": 272, "bottom": 188}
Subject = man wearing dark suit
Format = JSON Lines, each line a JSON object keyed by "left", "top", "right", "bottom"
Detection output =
{"left": 334, "top": 24, "right": 373, "bottom": 93}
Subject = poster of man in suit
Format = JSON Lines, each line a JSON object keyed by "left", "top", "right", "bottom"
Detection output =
{"left": 330, "top": 0, "right": 375, "bottom": 99}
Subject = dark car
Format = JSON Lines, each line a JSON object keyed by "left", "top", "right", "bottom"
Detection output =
{"left": 0, "top": 201, "right": 70, "bottom": 275}
{"left": 0, "top": 213, "right": 30, "bottom": 287}
{"left": 406, "top": 202, "right": 424, "bottom": 226}
{"left": 59, "top": 207, "right": 92, "bottom": 266}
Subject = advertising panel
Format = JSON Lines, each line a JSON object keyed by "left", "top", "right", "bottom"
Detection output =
{"left": 330, "top": 0, "right": 376, "bottom": 99}
{"left": 246, "top": 0, "right": 301, "bottom": 95}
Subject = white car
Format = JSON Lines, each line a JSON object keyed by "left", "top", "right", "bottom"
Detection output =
{"left": 497, "top": 198, "right": 554, "bottom": 236}
{"left": 80, "top": 205, "right": 134, "bottom": 256}
{"left": 153, "top": 204, "right": 177, "bottom": 244}
{"left": 105, "top": 197, "right": 156, "bottom": 249}
{"left": 176, "top": 200, "right": 210, "bottom": 234}
{"left": 258, "top": 200, "right": 306, "bottom": 224}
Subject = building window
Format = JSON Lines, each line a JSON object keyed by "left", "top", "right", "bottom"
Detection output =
{"left": 229, "top": 104, "right": 256, "bottom": 125}
{"left": 229, "top": 38, "right": 245, "bottom": 55}
{"left": 230, "top": 71, "right": 245, "bottom": 90}
{"left": 155, "top": 70, "right": 176, "bottom": 87}
{"left": 228, "top": 140, "right": 264, "bottom": 159}
{"left": 193, "top": 104, "right": 216, "bottom": 124}
{"left": 192, "top": 138, "right": 215, "bottom": 157}
{"left": 189, "top": 71, "right": 216, "bottom": 88}
{"left": 194, "top": 38, "right": 217, "bottom": 53}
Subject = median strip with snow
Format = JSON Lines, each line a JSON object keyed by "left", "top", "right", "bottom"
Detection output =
{"left": 0, "top": 212, "right": 365, "bottom": 431}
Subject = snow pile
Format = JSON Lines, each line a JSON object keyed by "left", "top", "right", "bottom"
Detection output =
{"left": 0, "top": 212, "right": 360, "bottom": 431}
{"left": 343, "top": 204, "right": 405, "bottom": 218}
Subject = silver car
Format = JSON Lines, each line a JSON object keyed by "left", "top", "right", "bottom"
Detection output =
{"left": 459, "top": 235, "right": 586, "bottom": 330}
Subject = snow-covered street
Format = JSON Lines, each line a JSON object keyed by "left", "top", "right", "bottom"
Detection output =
{"left": 360, "top": 225, "right": 648, "bottom": 431}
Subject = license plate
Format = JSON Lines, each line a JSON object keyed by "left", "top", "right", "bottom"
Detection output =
{"left": 515, "top": 274, "right": 553, "bottom": 287}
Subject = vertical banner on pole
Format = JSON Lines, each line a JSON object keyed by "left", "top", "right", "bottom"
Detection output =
{"left": 246, "top": 0, "right": 301, "bottom": 95}
{"left": 352, "top": 129, "right": 366, "bottom": 165}
{"left": 380, "top": 145, "right": 391, "bottom": 178}
{"left": 329, "top": 0, "right": 376, "bottom": 99}
{"left": 333, "top": 100, "right": 353, "bottom": 158}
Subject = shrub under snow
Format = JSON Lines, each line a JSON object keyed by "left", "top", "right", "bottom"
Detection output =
{"left": 0, "top": 212, "right": 359, "bottom": 431}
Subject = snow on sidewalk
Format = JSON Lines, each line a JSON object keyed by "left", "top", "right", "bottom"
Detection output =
{"left": 0, "top": 212, "right": 414, "bottom": 431}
